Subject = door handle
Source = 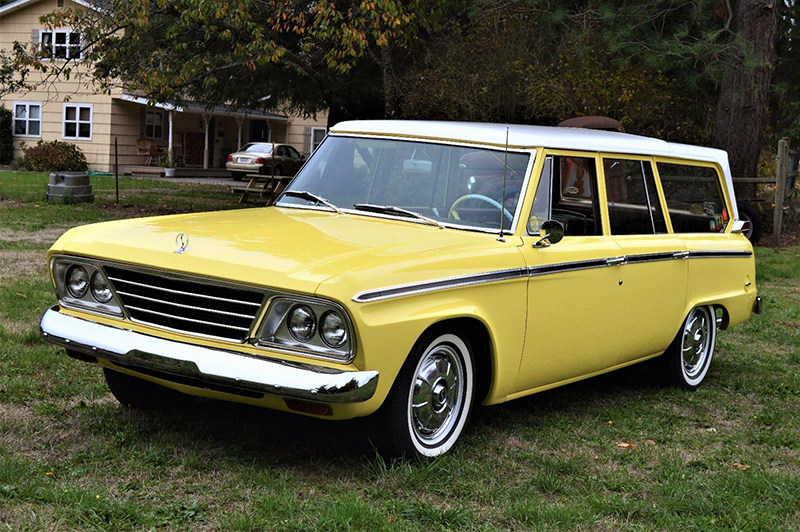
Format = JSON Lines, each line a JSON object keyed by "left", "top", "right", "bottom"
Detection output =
{"left": 673, "top": 251, "right": 690, "bottom": 259}
{"left": 606, "top": 256, "right": 626, "bottom": 266}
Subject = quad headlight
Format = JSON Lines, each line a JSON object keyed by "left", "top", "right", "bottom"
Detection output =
{"left": 257, "top": 298, "right": 354, "bottom": 362}
{"left": 50, "top": 257, "right": 122, "bottom": 316}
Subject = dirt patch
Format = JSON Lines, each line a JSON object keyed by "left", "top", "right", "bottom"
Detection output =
{"left": 0, "top": 227, "right": 69, "bottom": 246}
{"left": 0, "top": 250, "right": 48, "bottom": 281}
{"left": 777, "top": 321, "right": 800, "bottom": 329}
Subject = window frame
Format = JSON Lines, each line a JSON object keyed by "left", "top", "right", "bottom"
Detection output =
{"left": 653, "top": 157, "right": 732, "bottom": 235}
{"left": 311, "top": 127, "right": 327, "bottom": 153}
{"left": 12, "top": 101, "right": 43, "bottom": 138}
{"left": 39, "top": 29, "right": 82, "bottom": 60}
{"left": 62, "top": 103, "right": 93, "bottom": 141}
{"left": 144, "top": 109, "right": 164, "bottom": 140}
{"left": 525, "top": 149, "right": 608, "bottom": 238}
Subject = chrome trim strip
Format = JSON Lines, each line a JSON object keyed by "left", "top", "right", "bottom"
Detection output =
{"left": 689, "top": 250, "right": 753, "bottom": 259}
{"left": 352, "top": 268, "right": 527, "bottom": 303}
{"left": 351, "top": 249, "right": 753, "bottom": 302}
{"left": 107, "top": 277, "right": 263, "bottom": 307}
{"left": 125, "top": 305, "right": 251, "bottom": 332}
{"left": 40, "top": 308, "right": 378, "bottom": 404}
{"left": 528, "top": 257, "right": 610, "bottom": 277}
{"left": 116, "top": 291, "right": 257, "bottom": 320}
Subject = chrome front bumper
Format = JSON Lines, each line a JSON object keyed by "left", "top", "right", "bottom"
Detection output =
{"left": 40, "top": 307, "right": 379, "bottom": 403}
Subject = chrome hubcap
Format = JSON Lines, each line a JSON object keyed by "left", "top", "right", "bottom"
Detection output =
{"left": 411, "top": 344, "right": 464, "bottom": 444}
{"left": 682, "top": 307, "right": 711, "bottom": 378}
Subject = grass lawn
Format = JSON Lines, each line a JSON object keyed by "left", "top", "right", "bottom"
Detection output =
{"left": 1, "top": 171, "right": 799, "bottom": 530}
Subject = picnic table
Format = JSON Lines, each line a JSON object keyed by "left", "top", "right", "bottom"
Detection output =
{"left": 229, "top": 173, "right": 292, "bottom": 204}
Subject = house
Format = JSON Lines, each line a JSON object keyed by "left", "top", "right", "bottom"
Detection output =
{"left": 0, "top": 0, "right": 329, "bottom": 175}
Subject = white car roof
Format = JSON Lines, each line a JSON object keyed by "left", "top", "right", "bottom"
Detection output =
{"left": 330, "top": 120, "right": 738, "bottom": 215}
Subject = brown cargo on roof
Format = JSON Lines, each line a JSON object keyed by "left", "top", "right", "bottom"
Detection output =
{"left": 558, "top": 116, "right": 624, "bottom": 132}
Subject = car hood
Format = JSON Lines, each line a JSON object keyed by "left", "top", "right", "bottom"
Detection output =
{"left": 49, "top": 207, "right": 523, "bottom": 299}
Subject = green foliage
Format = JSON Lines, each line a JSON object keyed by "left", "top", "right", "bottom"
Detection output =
{"left": 22, "top": 140, "right": 88, "bottom": 172}
{"left": 0, "top": 106, "right": 12, "bottom": 165}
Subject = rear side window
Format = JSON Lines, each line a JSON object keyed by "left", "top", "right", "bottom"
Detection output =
{"left": 657, "top": 163, "right": 729, "bottom": 233}
{"left": 603, "top": 158, "right": 667, "bottom": 235}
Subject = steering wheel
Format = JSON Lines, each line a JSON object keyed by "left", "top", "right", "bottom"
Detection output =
{"left": 449, "top": 194, "right": 513, "bottom": 224}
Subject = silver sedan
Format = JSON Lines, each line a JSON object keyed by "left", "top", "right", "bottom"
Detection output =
{"left": 226, "top": 143, "right": 305, "bottom": 181}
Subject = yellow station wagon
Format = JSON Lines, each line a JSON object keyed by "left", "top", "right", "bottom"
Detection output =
{"left": 41, "top": 120, "right": 762, "bottom": 458}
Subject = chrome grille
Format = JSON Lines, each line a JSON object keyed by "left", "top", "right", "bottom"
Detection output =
{"left": 104, "top": 265, "right": 265, "bottom": 342}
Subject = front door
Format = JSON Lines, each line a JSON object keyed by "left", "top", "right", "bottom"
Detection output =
{"left": 513, "top": 152, "right": 626, "bottom": 395}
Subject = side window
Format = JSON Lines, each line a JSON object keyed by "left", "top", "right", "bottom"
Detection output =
{"left": 528, "top": 156, "right": 552, "bottom": 233}
{"left": 657, "top": 162, "right": 729, "bottom": 233}
{"left": 528, "top": 155, "right": 601, "bottom": 236}
{"left": 287, "top": 146, "right": 301, "bottom": 159}
{"left": 277, "top": 146, "right": 288, "bottom": 157}
{"left": 603, "top": 158, "right": 667, "bottom": 235}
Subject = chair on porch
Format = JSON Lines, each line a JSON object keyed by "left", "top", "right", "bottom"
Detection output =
{"left": 136, "top": 138, "right": 162, "bottom": 166}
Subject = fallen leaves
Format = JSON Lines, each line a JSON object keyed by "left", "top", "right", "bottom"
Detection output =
{"left": 732, "top": 462, "right": 751, "bottom": 471}
{"left": 616, "top": 442, "right": 637, "bottom": 450}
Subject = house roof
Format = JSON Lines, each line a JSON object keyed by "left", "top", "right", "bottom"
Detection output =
{"left": 118, "top": 94, "right": 288, "bottom": 121}
{"left": 0, "top": 0, "right": 96, "bottom": 17}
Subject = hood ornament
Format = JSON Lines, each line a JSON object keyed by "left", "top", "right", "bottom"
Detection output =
{"left": 174, "top": 233, "right": 191, "bottom": 254}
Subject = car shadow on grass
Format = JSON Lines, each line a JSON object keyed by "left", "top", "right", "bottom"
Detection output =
{"left": 81, "top": 360, "right": 668, "bottom": 466}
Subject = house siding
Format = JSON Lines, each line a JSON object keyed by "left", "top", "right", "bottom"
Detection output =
{"left": 1, "top": 0, "right": 329, "bottom": 173}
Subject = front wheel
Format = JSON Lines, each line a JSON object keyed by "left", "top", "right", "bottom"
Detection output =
{"left": 659, "top": 306, "right": 717, "bottom": 389}
{"left": 372, "top": 330, "right": 475, "bottom": 459}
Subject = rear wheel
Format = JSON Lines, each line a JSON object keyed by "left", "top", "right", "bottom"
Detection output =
{"left": 104, "top": 368, "right": 188, "bottom": 409}
{"left": 231, "top": 172, "right": 245, "bottom": 181}
{"left": 372, "top": 329, "right": 475, "bottom": 459}
{"left": 659, "top": 306, "right": 717, "bottom": 390}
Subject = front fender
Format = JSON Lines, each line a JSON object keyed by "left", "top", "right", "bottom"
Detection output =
{"left": 342, "top": 278, "right": 528, "bottom": 416}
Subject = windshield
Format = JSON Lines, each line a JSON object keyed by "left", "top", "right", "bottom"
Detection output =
{"left": 240, "top": 143, "right": 273, "bottom": 153}
{"left": 277, "top": 136, "right": 531, "bottom": 231}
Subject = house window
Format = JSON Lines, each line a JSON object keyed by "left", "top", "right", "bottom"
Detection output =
{"left": 63, "top": 104, "right": 92, "bottom": 140}
{"left": 13, "top": 102, "right": 42, "bottom": 137}
{"left": 311, "top": 127, "right": 326, "bottom": 152}
{"left": 40, "top": 30, "right": 81, "bottom": 60}
{"left": 145, "top": 109, "right": 164, "bottom": 139}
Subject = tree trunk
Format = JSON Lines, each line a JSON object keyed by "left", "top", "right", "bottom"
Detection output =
{"left": 712, "top": 0, "right": 779, "bottom": 198}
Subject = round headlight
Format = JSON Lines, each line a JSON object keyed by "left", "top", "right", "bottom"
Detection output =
{"left": 288, "top": 305, "right": 316, "bottom": 342}
{"left": 320, "top": 311, "right": 347, "bottom": 348}
{"left": 90, "top": 272, "right": 113, "bottom": 303}
{"left": 66, "top": 266, "right": 89, "bottom": 298}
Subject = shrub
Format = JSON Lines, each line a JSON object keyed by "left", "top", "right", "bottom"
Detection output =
{"left": 0, "top": 106, "right": 13, "bottom": 165}
{"left": 22, "top": 140, "right": 88, "bottom": 172}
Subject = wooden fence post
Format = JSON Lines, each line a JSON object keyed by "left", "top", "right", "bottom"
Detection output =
{"left": 773, "top": 138, "right": 789, "bottom": 246}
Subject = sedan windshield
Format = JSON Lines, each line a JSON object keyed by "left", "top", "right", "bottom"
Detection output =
{"left": 276, "top": 137, "right": 531, "bottom": 231}
{"left": 240, "top": 143, "right": 273, "bottom": 153}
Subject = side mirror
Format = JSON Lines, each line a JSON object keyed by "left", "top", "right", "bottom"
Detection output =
{"left": 533, "top": 220, "right": 565, "bottom": 248}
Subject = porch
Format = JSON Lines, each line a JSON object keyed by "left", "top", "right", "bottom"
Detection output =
{"left": 115, "top": 94, "right": 289, "bottom": 173}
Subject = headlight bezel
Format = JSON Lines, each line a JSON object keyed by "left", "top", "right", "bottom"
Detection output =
{"left": 255, "top": 296, "right": 355, "bottom": 362}
{"left": 50, "top": 257, "right": 123, "bottom": 317}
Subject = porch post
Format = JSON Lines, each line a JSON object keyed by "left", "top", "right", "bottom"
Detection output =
{"left": 167, "top": 110, "right": 174, "bottom": 161}
{"left": 202, "top": 113, "right": 211, "bottom": 169}
{"left": 235, "top": 116, "right": 244, "bottom": 150}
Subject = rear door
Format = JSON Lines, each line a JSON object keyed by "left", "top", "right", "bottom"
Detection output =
{"left": 599, "top": 155, "right": 688, "bottom": 362}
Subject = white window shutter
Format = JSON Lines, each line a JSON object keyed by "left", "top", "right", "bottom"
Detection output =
{"left": 303, "top": 126, "right": 311, "bottom": 154}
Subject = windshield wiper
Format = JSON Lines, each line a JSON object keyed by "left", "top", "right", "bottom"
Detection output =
{"left": 353, "top": 203, "right": 444, "bottom": 229}
{"left": 281, "top": 190, "right": 340, "bottom": 213}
